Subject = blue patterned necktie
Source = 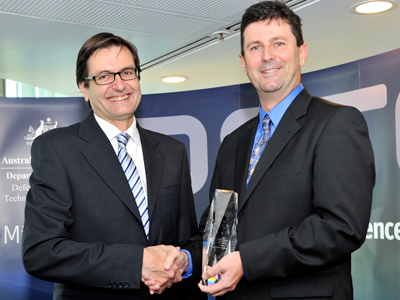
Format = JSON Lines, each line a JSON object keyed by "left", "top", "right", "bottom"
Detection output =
{"left": 246, "top": 114, "right": 272, "bottom": 187}
{"left": 116, "top": 133, "right": 149, "bottom": 239}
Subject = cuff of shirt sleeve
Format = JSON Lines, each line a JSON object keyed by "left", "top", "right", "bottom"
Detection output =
{"left": 181, "top": 249, "right": 193, "bottom": 279}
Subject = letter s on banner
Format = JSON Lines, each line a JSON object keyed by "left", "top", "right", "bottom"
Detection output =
{"left": 138, "top": 116, "right": 207, "bottom": 193}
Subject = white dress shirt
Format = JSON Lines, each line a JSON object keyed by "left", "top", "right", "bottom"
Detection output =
{"left": 94, "top": 114, "right": 148, "bottom": 201}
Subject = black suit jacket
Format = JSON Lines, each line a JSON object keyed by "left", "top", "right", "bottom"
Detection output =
{"left": 203, "top": 89, "right": 375, "bottom": 299}
{"left": 22, "top": 113, "right": 205, "bottom": 300}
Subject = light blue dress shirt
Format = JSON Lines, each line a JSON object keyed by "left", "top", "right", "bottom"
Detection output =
{"left": 251, "top": 83, "right": 304, "bottom": 149}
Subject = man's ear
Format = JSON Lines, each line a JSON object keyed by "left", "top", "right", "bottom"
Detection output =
{"left": 239, "top": 54, "right": 248, "bottom": 76}
{"left": 299, "top": 42, "right": 308, "bottom": 67}
{"left": 78, "top": 82, "right": 89, "bottom": 103}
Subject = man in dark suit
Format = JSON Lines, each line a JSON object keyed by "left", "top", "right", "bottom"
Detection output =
{"left": 199, "top": 1, "right": 375, "bottom": 299}
{"left": 22, "top": 33, "right": 204, "bottom": 299}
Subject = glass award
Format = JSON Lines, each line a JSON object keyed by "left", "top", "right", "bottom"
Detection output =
{"left": 202, "top": 189, "right": 238, "bottom": 285}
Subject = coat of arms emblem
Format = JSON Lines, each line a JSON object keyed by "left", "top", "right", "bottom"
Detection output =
{"left": 24, "top": 118, "right": 58, "bottom": 145}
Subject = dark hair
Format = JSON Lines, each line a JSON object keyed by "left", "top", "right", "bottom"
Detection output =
{"left": 240, "top": 1, "right": 304, "bottom": 56}
{"left": 76, "top": 32, "right": 141, "bottom": 87}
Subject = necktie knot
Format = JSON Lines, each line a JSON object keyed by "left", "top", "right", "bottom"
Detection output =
{"left": 116, "top": 133, "right": 130, "bottom": 148}
{"left": 262, "top": 114, "right": 271, "bottom": 134}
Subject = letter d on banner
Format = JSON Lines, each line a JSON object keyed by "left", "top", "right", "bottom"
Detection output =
{"left": 138, "top": 115, "right": 208, "bottom": 193}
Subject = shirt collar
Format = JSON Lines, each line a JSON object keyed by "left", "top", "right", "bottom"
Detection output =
{"left": 258, "top": 83, "right": 304, "bottom": 127}
{"left": 93, "top": 113, "right": 140, "bottom": 145}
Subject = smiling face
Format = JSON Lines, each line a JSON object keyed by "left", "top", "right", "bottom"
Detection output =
{"left": 240, "top": 18, "right": 308, "bottom": 110}
{"left": 79, "top": 45, "right": 141, "bottom": 131}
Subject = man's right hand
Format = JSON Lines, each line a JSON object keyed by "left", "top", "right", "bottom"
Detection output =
{"left": 141, "top": 245, "right": 184, "bottom": 294}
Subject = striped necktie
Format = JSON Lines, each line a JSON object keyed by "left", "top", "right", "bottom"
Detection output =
{"left": 116, "top": 133, "right": 149, "bottom": 239}
{"left": 246, "top": 114, "right": 272, "bottom": 187}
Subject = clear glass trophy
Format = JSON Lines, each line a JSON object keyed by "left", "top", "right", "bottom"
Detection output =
{"left": 202, "top": 189, "right": 238, "bottom": 285}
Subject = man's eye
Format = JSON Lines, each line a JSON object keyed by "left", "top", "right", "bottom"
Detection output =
{"left": 250, "top": 46, "right": 260, "bottom": 51}
{"left": 96, "top": 74, "right": 109, "bottom": 80}
{"left": 123, "top": 70, "right": 134, "bottom": 76}
{"left": 275, "top": 42, "right": 283, "bottom": 46}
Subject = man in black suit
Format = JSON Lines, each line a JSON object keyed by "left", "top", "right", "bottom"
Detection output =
{"left": 22, "top": 33, "right": 204, "bottom": 299}
{"left": 199, "top": 1, "right": 375, "bottom": 299}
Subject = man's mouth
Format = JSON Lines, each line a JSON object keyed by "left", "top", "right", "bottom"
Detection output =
{"left": 108, "top": 95, "right": 129, "bottom": 102}
{"left": 262, "top": 68, "right": 279, "bottom": 74}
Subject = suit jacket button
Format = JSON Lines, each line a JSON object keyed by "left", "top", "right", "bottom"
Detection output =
{"left": 108, "top": 282, "right": 113, "bottom": 288}
{"left": 124, "top": 282, "right": 130, "bottom": 288}
{"left": 113, "top": 282, "right": 119, "bottom": 288}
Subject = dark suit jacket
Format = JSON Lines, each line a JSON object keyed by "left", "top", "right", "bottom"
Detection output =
{"left": 203, "top": 89, "right": 375, "bottom": 299}
{"left": 22, "top": 113, "right": 205, "bottom": 300}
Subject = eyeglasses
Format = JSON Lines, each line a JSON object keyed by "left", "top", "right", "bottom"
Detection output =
{"left": 84, "top": 68, "right": 139, "bottom": 85}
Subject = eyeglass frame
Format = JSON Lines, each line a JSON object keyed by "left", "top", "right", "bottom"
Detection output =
{"left": 84, "top": 68, "right": 140, "bottom": 85}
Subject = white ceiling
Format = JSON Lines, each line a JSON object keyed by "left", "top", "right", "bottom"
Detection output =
{"left": 0, "top": 0, "right": 400, "bottom": 97}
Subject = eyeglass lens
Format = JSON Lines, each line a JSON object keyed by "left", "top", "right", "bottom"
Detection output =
{"left": 94, "top": 69, "right": 137, "bottom": 84}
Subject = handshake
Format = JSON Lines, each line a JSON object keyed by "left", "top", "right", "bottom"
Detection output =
{"left": 141, "top": 245, "right": 189, "bottom": 295}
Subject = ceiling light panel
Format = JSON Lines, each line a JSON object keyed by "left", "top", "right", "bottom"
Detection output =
{"left": 0, "top": 0, "right": 213, "bottom": 37}
{"left": 109, "top": 0, "right": 258, "bottom": 20}
{"left": 0, "top": 0, "right": 320, "bottom": 39}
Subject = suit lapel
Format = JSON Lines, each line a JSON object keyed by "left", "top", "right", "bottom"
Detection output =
{"left": 138, "top": 125, "right": 165, "bottom": 221}
{"left": 78, "top": 113, "right": 142, "bottom": 221}
{"left": 239, "top": 89, "right": 312, "bottom": 212}
{"left": 235, "top": 117, "right": 258, "bottom": 200}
